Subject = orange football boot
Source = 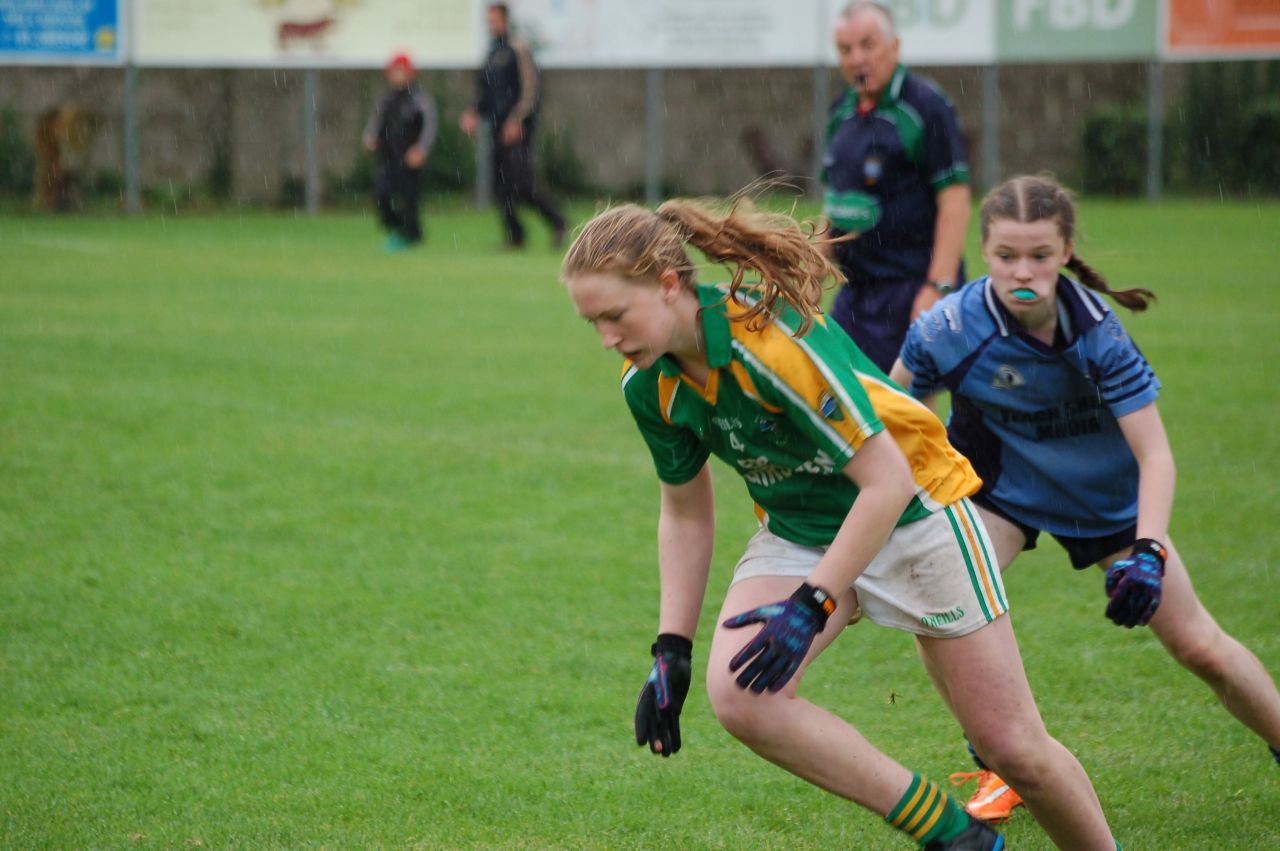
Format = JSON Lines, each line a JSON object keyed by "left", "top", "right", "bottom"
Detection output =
{"left": 949, "top": 770, "right": 1024, "bottom": 824}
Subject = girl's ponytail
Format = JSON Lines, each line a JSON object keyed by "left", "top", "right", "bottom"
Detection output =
{"left": 1065, "top": 255, "right": 1155, "bottom": 312}
{"left": 655, "top": 197, "right": 844, "bottom": 335}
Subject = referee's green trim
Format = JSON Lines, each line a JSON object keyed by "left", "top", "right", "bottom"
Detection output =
{"left": 959, "top": 498, "right": 1007, "bottom": 613}
{"left": 943, "top": 504, "right": 994, "bottom": 622}
{"left": 883, "top": 101, "right": 924, "bottom": 169}
{"left": 930, "top": 164, "right": 971, "bottom": 192}
{"left": 824, "top": 187, "right": 881, "bottom": 232}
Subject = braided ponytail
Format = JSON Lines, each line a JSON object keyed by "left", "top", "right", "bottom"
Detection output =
{"left": 981, "top": 175, "right": 1155, "bottom": 312}
{"left": 1065, "top": 255, "right": 1155, "bottom": 312}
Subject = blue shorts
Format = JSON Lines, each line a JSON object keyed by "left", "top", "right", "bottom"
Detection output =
{"left": 973, "top": 493, "right": 1136, "bottom": 570}
{"left": 831, "top": 279, "right": 922, "bottom": 373}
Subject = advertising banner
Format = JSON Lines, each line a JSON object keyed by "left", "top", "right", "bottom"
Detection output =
{"left": 133, "top": 0, "right": 482, "bottom": 68}
{"left": 0, "top": 0, "right": 123, "bottom": 65}
{"left": 1166, "top": 0, "right": 1280, "bottom": 59}
{"left": 996, "top": 0, "right": 1158, "bottom": 62}
{"left": 860, "top": 0, "right": 996, "bottom": 65}
{"left": 524, "top": 0, "right": 828, "bottom": 69}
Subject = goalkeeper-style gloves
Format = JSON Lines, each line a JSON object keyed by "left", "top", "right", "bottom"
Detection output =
{"left": 723, "top": 582, "right": 836, "bottom": 694}
{"left": 1104, "top": 538, "right": 1168, "bottom": 628}
{"left": 635, "top": 633, "right": 692, "bottom": 757}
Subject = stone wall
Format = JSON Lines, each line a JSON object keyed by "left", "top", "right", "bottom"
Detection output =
{"left": 1, "top": 61, "right": 1181, "bottom": 206}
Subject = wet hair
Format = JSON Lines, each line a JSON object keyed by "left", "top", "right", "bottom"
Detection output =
{"left": 560, "top": 195, "right": 845, "bottom": 335}
{"left": 839, "top": 1, "right": 896, "bottom": 39}
{"left": 979, "top": 175, "right": 1155, "bottom": 312}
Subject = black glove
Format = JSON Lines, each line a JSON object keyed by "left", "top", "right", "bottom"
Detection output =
{"left": 634, "top": 633, "right": 692, "bottom": 757}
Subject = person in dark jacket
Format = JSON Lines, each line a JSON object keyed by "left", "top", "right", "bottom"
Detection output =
{"left": 363, "top": 53, "right": 438, "bottom": 251}
{"left": 460, "top": 2, "right": 567, "bottom": 250}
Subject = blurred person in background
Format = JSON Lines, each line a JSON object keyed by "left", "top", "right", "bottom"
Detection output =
{"left": 460, "top": 2, "right": 567, "bottom": 250}
{"left": 822, "top": 1, "right": 971, "bottom": 372}
{"left": 363, "top": 52, "right": 437, "bottom": 251}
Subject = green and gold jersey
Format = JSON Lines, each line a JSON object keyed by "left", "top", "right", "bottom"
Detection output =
{"left": 622, "top": 285, "right": 980, "bottom": 547}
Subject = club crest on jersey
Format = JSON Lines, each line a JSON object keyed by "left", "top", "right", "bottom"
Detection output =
{"left": 943, "top": 306, "right": 961, "bottom": 332}
{"left": 819, "top": 392, "right": 843, "bottom": 420}
{"left": 992, "top": 365, "right": 1025, "bottom": 390}
{"left": 863, "top": 155, "right": 883, "bottom": 186}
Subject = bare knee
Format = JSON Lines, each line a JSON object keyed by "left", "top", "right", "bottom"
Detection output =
{"left": 970, "top": 731, "right": 1057, "bottom": 797}
{"left": 1165, "top": 628, "right": 1234, "bottom": 684}
{"left": 706, "top": 673, "right": 781, "bottom": 745}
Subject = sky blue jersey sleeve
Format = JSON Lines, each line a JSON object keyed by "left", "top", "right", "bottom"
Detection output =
{"left": 899, "top": 310, "right": 947, "bottom": 398}
{"left": 1091, "top": 313, "right": 1161, "bottom": 417}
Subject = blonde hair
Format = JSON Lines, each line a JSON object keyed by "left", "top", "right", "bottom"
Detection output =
{"left": 560, "top": 195, "right": 844, "bottom": 335}
{"left": 981, "top": 175, "right": 1155, "bottom": 312}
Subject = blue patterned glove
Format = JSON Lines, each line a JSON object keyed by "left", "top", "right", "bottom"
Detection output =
{"left": 723, "top": 583, "right": 836, "bottom": 694}
{"left": 634, "top": 633, "right": 692, "bottom": 757}
{"left": 1105, "top": 538, "right": 1168, "bottom": 628}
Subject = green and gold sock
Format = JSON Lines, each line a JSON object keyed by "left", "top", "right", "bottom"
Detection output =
{"left": 884, "top": 773, "right": 970, "bottom": 846}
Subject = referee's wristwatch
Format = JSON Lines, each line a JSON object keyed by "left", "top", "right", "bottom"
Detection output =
{"left": 925, "top": 279, "right": 956, "bottom": 295}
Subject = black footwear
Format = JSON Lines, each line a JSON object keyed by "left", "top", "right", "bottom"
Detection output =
{"left": 924, "top": 814, "right": 1005, "bottom": 851}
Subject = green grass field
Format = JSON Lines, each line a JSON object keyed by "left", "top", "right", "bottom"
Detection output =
{"left": 2, "top": 197, "right": 1278, "bottom": 849}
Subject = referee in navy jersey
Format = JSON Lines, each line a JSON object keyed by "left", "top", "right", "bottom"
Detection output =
{"left": 823, "top": 1, "right": 971, "bottom": 373}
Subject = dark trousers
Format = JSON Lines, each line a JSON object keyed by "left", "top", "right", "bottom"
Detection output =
{"left": 493, "top": 135, "right": 565, "bottom": 246}
{"left": 831, "top": 280, "right": 923, "bottom": 374}
{"left": 375, "top": 161, "right": 423, "bottom": 243}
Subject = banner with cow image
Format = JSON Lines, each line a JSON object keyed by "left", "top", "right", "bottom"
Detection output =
{"left": 132, "top": 0, "right": 483, "bottom": 68}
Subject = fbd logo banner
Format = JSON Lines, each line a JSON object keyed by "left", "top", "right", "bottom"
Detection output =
{"left": 995, "top": 0, "right": 1158, "bottom": 62}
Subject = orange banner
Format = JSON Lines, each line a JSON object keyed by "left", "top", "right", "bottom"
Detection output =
{"left": 1168, "top": 0, "right": 1280, "bottom": 56}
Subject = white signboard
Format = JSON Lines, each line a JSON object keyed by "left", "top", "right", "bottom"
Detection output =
{"left": 819, "top": 0, "right": 996, "bottom": 66}
{"left": 517, "top": 0, "right": 831, "bottom": 68}
{"left": 133, "top": 0, "right": 484, "bottom": 68}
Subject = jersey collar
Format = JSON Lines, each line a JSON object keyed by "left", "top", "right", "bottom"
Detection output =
{"left": 655, "top": 285, "right": 734, "bottom": 378}
{"left": 982, "top": 274, "right": 1108, "bottom": 343}
{"left": 861, "top": 64, "right": 908, "bottom": 110}
{"left": 828, "top": 64, "right": 908, "bottom": 139}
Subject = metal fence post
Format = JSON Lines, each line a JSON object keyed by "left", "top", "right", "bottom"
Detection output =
{"left": 124, "top": 63, "right": 140, "bottom": 214}
{"left": 644, "top": 68, "right": 664, "bottom": 206}
{"left": 304, "top": 68, "right": 320, "bottom": 215}
{"left": 1147, "top": 60, "right": 1164, "bottom": 201}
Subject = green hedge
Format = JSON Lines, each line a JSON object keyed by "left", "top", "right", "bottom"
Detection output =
{"left": 1083, "top": 62, "right": 1280, "bottom": 197}
{"left": 0, "top": 106, "right": 35, "bottom": 196}
{"left": 1080, "top": 107, "right": 1149, "bottom": 196}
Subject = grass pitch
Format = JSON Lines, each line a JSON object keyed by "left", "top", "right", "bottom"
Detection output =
{"left": 2, "top": 197, "right": 1278, "bottom": 849}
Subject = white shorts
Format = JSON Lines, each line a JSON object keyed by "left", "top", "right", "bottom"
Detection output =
{"left": 730, "top": 498, "right": 1009, "bottom": 638}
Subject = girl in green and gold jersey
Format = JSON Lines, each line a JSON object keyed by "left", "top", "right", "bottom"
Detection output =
{"left": 561, "top": 197, "right": 1119, "bottom": 851}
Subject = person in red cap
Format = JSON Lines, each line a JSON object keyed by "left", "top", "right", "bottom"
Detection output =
{"left": 363, "top": 53, "right": 438, "bottom": 251}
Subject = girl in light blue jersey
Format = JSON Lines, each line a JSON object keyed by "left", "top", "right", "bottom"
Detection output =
{"left": 890, "top": 174, "right": 1280, "bottom": 823}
